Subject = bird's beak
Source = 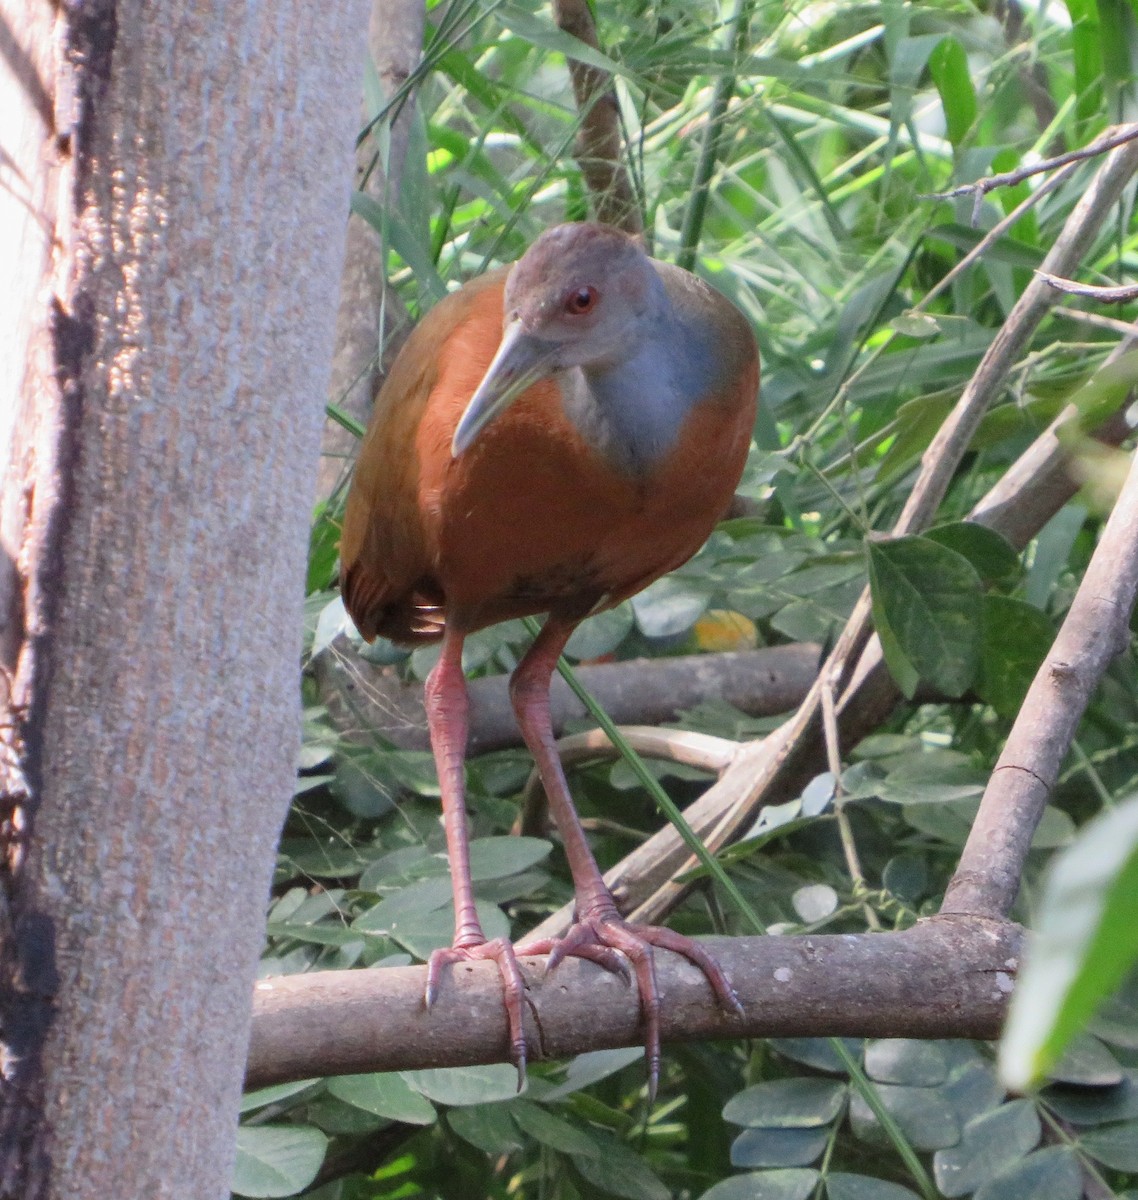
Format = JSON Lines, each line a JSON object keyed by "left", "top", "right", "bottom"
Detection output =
{"left": 451, "top": 318, "right": 557, "bottom": 457}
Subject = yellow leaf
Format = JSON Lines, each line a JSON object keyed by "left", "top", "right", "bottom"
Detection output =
{"left": 693, "top": 609, "right": 757, "bottom": 652}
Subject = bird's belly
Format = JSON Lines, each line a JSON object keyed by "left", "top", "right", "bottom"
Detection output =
{"left": 418, "top": 384, "right": 753, "bottom": 632}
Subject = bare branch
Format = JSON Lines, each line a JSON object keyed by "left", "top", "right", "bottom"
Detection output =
{"left": 519, "top": 726, "right": 739, "bottom": 837}
{"left": 553, "top": 0, "right": 642, "bottom": 234}
{"left": 928, "top": 122, "right": 1138, "bottom": 224}
{"left": 1039, "top": 272, "right": 1138, "bottom": 303}
{"left": 316, "top": 641, "right": 821, "bottom": 754}
{"left": 943, "top": 446, "right": 1138, "bottom": 918}
{"left": 246, "top": 916, "right": 1019, "bottom": 1088}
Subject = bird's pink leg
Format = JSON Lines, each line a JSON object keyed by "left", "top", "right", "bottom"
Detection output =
{"left": 423, "top": 627, "right": 528, "bottom": 1081}
{"left": 511, "top": 618, "right": 742, "bottom": 1098}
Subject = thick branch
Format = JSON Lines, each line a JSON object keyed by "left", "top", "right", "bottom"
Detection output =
{"left": 943, "top": 446, "right": 1138, "bottom": 918}
{"left": 316, "top": 641, "right": 821, "bottom": 754}
{"left": 247, "top": 916, "right": 1019, "bottom": 1088}
{"left": 553, "top": 0, "right": 641, "bottom": 233}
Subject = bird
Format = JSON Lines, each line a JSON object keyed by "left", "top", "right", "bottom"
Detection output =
{"left": 340, "top": 221, "right": 758, "bottom": 1095}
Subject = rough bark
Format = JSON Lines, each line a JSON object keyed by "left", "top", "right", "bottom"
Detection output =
{"left": 0, "top": 2, "right": 366, "bottom": 1196}
{"left": 247, "top": 916, "right": 1020, "bottom": 1087}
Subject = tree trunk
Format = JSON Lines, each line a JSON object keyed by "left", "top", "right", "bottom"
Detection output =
{"left": 0, "top": 3, "right": 367, "bottom": 1196}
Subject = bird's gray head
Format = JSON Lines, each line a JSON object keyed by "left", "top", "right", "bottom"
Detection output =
{"left": 451, "top": 223, "right": 665, "bottom": 455}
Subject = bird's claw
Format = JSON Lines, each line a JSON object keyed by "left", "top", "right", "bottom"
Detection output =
{"left": 425, "top": 938, "right": 529, "bottom": 1089}
{"left": 520, "top": 914, "right": 741, "bottom": 1102}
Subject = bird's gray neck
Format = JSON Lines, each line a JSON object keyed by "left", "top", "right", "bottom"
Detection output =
{"left": 558, "top": 287, "right": 724, "bottom": 476}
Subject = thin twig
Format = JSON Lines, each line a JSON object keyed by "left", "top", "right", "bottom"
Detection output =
{"left": 518, "top": 727, "right": 739, "bottom": 837}
{"left": 1055, "top": 304, "right": 1138, "bottom": 337}
{"left": 928, "top": 122, "right": 1138, "bottom": 224}
{"left": 1038, "top": 272, "right": 1138, "bottom": 303}
{"left": 820, "top": 662, "right": 880, "bottom": 930}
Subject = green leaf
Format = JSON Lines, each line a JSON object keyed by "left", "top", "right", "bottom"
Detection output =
{"left": 849, "top": 1083, "right": 959, "bottom": 1151}
{"left": 571, "top": 1131, "right": 670, "bottom": 1200}
{"left": 932, "top": 1099, "right": 1041, "bottom": 1198}
{"left": 1049, "top": 1033, "right": 1123, "bottom": 1086}
{"left": 1063, "top": 0, "right": 1104, "bottom": 126}
{"left": 730, "top": 1126, "right": 829, "bottom": 1168}
{"left": 353, "top": 876, "right": 454, "bottom": 934}
{"left": 402, "top": 1063, "right": 521, "bottom": 1106}
{"left": 468, "top": 837, "right": 552, "bottom": 880}
{"left": 326, "top": 1073, "right": 437, "bottom": 1124}
{"left": 865, "top": 1040, "right": 948, "bottom": 1086}
{"left": 867, "top": 536, "right": 983, "bottom": 699}
{"left": 976, "top": 597, "right": 1055, "bottom": 719}
{"left": 972, "top": 1146, "right": 1082, "bottom": 1200}
{"left": 700, "top": 1169, "right": 820, "bottom": 1200}
{"left": 543, "top": 1047, "right": 643, "bottom": 1100}
{"left": 826, "top": 1175, "right": 922, "bottom": 1200}
{"left": 878, "top": 761, "right": 987, "bottom": 805}
{"left": 495, "top": 3, "right": 628, "bottom": 76}
{"left": 240, "top": 1079, "right": 321, "bottom": 1114}
{"left": 940, "top": 1060, "right": 1004, "bottom": 1127}
{"left": 1079, "top": 1119, "right": 1138, "bottom": 1170}
{"left": 631, "top": 576, "right": 710, "bottom": 638}
{"left": 564, "top": 604, "right": 634, "bottom": 660}
{"left": 232, "top": 1126, "right": 328, "bottom": 1198}
{"left": 723, "top": 1078, "right": 848, "bottom": 1128}
{"left": 925, "top": 523, "right": 1021, "bottom": 591}
{"left": 771, "top": 1039, "right": 865, "bottom": 1075}
{"left": 792, "top": 883, "right": 838, "bottom": 922}
{"left": 928, "top": 36, "right": 976, "bottom": 147}
{"left": 882, "top": 853, "right": 928, "bottom": 902}
{"left": 1043, "top": 1070, "right": 1138, "bottom": 1125}
{"left": 1060, "top": 350, "right": 1138, "bottom": 432}
{"left": 388, "top": 899, "right": 511, "bottom": 959}
{"left": 511, "top": 1100, "right": 602, "bottom": 1156}
{"left": 446, "top": 1103, "right": 526, "bottom": 1154}
{"left": 999, "top": 795, "right": 1138, "bottom": 1090}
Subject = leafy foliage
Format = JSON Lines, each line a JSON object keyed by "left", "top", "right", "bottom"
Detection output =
{"left": 249, "top": 0, "right": 1138, "bottom": 1196}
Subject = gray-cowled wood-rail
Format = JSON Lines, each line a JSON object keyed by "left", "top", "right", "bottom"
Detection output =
{"left": 341, "top": 222, "right": 758, "bottom": 1094}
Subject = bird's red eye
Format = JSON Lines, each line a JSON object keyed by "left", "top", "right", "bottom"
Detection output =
{"left": 565, "top": 286, "right": 598, "bottom": 315}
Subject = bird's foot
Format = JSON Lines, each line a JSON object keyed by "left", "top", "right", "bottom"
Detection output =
{"left": 518, "top": 911, "right": 743, "bottom": 1100}
{"left": 425, "top": 937, "right": 529, "bottom": 1087}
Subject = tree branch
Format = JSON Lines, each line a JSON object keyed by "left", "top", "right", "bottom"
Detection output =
{"left": 943, "top": 445, "right": 1138, "bottom": 917}
{"left": 316, "top": 641, "right": 822, "bottom": 754}
{"left": 1039, "top": 272, "right": 1138, "bottom": 303}
{"left": 552, "top": 0, "right": 642, "bottom": 234}
{"left": 246, "top": 916, "right": 1019, "bottom": 1088}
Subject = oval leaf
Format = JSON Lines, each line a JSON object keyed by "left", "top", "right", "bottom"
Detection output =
{"left": 700, "top": 1169, "right": 820, "bottom": 1200}
{"left": 932, "top": 1099, "right": 1040, "bottom": 1198}
{"left": 723, "top": 1078, "right": 847, "bottom": 1128}
{"left": 402, "top": 1062, "right": 521, "bottom": 1106}
{"left": 232, "top": 1126, "right": 328, "bottom": 1198}
{"left": 326, "top": 1073, "right": 437, "bottom": 1124}
{"left": 867, "top": 536, "right": 983, "bottom": 699}
{"left": 827, "top": 1173, "right": 922, "bottom": 1200}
